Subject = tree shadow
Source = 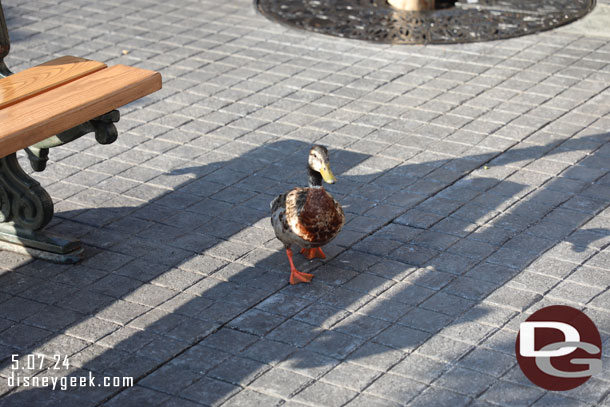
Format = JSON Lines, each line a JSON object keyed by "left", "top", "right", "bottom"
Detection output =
{"left": 0, "top": 133, "right": 608, "bottom": 406}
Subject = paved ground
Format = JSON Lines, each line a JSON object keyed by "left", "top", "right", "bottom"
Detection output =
{"left": 1, "top": 0, "right": 610, "bottom": 406}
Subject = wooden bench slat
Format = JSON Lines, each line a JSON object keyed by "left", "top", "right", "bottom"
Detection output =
{"left": 0, "top": 56, "right": 107, "bottom": 109}
{"left": 0, "top": 64, "right": 162, "bottom": 158}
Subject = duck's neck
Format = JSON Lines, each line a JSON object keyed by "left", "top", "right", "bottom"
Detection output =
{"left": 308, "top": 167, "right": 323, "bottom": 188}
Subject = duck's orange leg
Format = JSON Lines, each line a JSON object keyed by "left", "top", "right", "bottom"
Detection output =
{"left": 300, "top": 247, "right": 326, "bottom": 260}
{"left": 286, "top": 248, "right": 314, "bottom": 284}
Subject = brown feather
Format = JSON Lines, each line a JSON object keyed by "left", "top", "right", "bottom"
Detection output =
{"left": 286, "top": 187, "right": 344, "bottom": 245}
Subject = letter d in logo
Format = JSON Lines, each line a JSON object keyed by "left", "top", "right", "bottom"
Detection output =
{"left": 520, "top": 321, "right": 580, "bottom": 357}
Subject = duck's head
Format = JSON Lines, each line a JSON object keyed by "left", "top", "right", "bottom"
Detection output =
{"left": 308, "top": 145, "right": 336, "bottom": 184}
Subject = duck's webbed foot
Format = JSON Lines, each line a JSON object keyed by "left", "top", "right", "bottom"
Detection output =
{"left": 290, "top": 268, "right": 314, "bottom": 285}
{"left": 286, "top": 248, "right": 314, "bottom": 284}
{"left": 300, "top": 247, "right": 326, "bottom": 260}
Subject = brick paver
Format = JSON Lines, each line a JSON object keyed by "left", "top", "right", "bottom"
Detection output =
{"left": 1, "top": 0, "right": 610, "bottom": 406}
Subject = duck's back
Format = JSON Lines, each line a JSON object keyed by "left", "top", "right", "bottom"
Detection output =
{"left": 286, "top": 187, "right": 344, "bottom": 245}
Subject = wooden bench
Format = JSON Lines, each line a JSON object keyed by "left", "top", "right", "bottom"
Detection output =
{"left": 0, "top": 4, "right": 161, "bottom": 263}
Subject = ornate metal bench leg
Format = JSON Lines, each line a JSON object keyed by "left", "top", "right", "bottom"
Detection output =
{"left": 0, "top": 153, "right": 83, "bottom": 263}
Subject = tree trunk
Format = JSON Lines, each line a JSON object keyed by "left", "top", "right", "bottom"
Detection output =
{"left": 388, "top": 0, "right": 435, "bottom": 10}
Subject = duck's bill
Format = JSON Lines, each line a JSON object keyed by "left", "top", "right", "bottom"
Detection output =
{"left": 320, "top": 166, "right": 336, "bottom": 184}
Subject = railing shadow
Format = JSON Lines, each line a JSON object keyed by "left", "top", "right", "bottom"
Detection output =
{"left": 0, "top": 133, "right": 608, "bottom": 405}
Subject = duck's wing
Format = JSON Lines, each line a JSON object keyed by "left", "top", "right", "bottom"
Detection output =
{"left": 330, "top": 193, "right": 345, "bottom": 229}
{"left": 270, "top": 192, "right": 286, "bottom": 213}
{"left": 271, "top": 191, "right": 301, "bottom": 247}
{"left": 271, "top": 188, "right": 312, "bottom": 247}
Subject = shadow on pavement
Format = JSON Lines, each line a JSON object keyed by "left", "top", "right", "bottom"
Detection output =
{"left": 0, "top": 133, "right": 608, "bottom": 406}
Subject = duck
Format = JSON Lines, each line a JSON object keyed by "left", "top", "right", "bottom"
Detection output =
{"left": 270, "top": 145, "right": 345, "bottom": 285}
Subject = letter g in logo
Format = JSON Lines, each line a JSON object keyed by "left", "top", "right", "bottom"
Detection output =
{"left": 515, "top": 306, "right": 602, "bottom": 391}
